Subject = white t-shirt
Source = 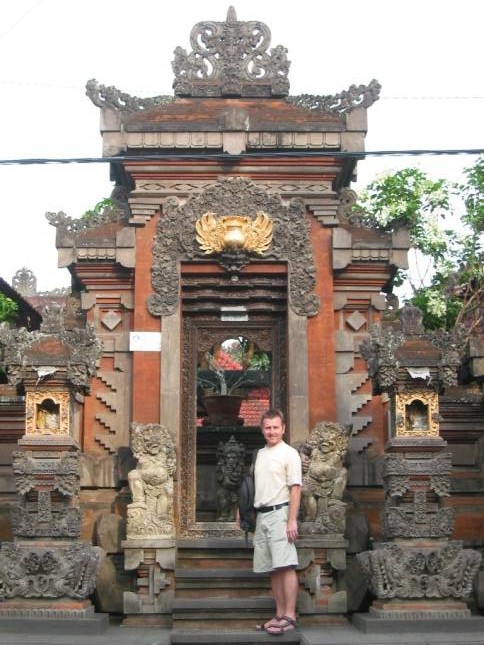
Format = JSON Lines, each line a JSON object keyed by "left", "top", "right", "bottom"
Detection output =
{"left": 254, "top": 440, "right": 302, "bottom": 508}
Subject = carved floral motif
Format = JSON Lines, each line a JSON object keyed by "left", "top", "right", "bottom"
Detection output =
{"left": 287, "top": 79, "right": 381, "bottom": 114}
{"left": 148, "top": 177, "right": 319, "bottom": 317}
{"left": 0, "top": 543, "right": 101, "bottom": 600}
{"left": 172, "top": 7, "right": 290, "bottom": 97}
{"left": 358, "top": 542, "right": 481, "bottom": 599}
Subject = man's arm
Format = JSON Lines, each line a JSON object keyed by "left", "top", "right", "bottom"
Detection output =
{"left": 286, "top": 484, "right": 301, "bottom": 542}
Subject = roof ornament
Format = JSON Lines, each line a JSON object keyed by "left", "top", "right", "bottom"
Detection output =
{"left": 287, "top": 79, "right": 382, "bottom": 114}
{"left": 172, "top": 6, "right": 290, "bottom": 97}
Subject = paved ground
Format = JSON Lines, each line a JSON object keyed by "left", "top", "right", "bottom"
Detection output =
{"left": 1, "top": 617, "right": 484, "bottom": 645}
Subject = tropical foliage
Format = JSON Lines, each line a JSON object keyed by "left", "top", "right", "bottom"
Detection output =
{"left": 0, "top": 294, "right": 18, "bottom": 324}
{"left": 356, "top": 158, "right": 483, "bottom": 333}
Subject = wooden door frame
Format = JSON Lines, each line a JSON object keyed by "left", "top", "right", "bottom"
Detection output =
{"left": 178, "top": 315, "right": 285, "bottom": 537}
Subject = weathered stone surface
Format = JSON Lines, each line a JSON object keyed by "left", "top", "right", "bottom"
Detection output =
{"left": 126, "top": 424, "right": 176, "bottom": 539}
{"left": 0, "top": 542, "right": 102, "bottom": 600}
{"left": 358, "top": 541, "right": 481, "bottom": 600}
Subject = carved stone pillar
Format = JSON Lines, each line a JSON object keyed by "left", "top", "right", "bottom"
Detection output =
{"left": 355, "top": 305, "right": 483, "bottom": 630}
{"left": 0, "top": 306, "right": 105, "bottom": 630}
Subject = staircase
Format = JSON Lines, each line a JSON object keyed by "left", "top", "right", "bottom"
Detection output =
{"left": 171, "top": 538, "right": 301, "bottom": 643}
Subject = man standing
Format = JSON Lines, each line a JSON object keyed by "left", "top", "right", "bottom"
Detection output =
{"left": 253, "top": 409, "right": 302, "bottom": 635}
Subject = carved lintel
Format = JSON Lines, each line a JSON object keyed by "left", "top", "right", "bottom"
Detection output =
{"left": 148, "top": 177, "right": 319, "bottom": 318}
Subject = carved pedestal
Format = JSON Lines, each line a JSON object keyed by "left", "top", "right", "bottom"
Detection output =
{"left": 357, "top": 306, "right": 483, "bottom": 630}
{"left": 356, "top": 437, "right": 482, "bottom": 629}
{"left": 122, "top": 539, "right": 176, "bottom": 626}
{"left": 297, "top": 536, "right": 348, "bottom": 624}
{"left": 0, "top": 436, "right": 105, "bottom": 629}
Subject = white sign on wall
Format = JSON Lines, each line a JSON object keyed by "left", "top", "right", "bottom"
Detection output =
{"left": 129, "top": 331, "right": 162, "bottom": 352}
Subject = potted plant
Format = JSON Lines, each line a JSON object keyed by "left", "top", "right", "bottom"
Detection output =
{"left": 197, "top": 340, "right": 271, "bottom": 426}
{"left": 197, "top": 351, "right": 248, "bottom": 426}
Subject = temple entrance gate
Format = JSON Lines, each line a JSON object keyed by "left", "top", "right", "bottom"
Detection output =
{"left": 179, "top": 263, "right": 288, "bottom": 537}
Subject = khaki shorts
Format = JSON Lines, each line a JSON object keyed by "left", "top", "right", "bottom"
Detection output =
{"left": 253, "top": 505, "right": 298, "bottom": 573}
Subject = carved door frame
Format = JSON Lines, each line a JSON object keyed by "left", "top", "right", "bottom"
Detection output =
{"left": 179, "top": 315, "right": 286, "bottom": 537}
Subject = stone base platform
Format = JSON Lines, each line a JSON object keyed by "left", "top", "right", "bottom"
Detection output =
{"left": 0, "top": 601, "right": 109, "bottom": 634}
{"left": 352, "top": 613, "right": 484, "bottom": 634}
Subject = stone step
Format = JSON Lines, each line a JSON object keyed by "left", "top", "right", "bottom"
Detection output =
{"left": 172, "top": 596, "right": 277, "bottom": 630}
{"left": 170, "top": 628, "right": 301, "bottom": 644}
{"left": 175, "top": 568, "right": 270, "bottom": 595}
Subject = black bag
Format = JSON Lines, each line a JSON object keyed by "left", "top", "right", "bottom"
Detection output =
{"left": 239, "top": 472, "right": 256, "bottom": 535}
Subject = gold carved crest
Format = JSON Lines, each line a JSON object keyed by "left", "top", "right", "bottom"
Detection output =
{"left": 195, "top": 211, "right": 273, "bottom": 255}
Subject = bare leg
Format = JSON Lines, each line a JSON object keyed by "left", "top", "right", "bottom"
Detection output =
{"left": 270, "top": 567, "right": 298, "bottom": 621}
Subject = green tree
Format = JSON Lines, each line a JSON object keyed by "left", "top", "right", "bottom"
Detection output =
{"left": 356, "top": 159, "right": 483, "bottom": 333}
{"left": 80, "top": 197, "right": 115, "bottom": 223}
{"left": 0, "top": 293, "right": 18, "bottom": 324}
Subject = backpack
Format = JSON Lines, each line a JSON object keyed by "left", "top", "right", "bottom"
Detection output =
{"left": 238, "top": 471, "right": 256, "bottom": 536}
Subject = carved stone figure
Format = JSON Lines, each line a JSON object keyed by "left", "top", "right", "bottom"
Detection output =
{"left": 299, "top": 422, "right": 350, "bottom": 535}
{"left": 215, "top": 436, "right": 245, "bottom": 521}
{"left": 127, "top": 423, "right": 176, "bottom": 538}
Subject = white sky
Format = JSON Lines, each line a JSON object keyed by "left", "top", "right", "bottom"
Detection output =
{"left": 0, "top": 0, "right": 482, "bottom": 292}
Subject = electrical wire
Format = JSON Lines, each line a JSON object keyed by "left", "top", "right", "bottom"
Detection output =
{"left": 0, "top": 149, "right": 482, "bottom": 166}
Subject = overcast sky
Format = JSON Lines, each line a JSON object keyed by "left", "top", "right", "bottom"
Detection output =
{"left": 0, "top": 0, "right": 482, "bottom": 291}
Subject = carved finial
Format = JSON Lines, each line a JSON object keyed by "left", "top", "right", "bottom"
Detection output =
{"left": 12, "top": 268, "right": 37, "bottom": 297}
{"left": 172, "top": 10, "right": 290, "bottom": 97}
{"left": 400, "top": 303, "right": 425, "bottom": 336}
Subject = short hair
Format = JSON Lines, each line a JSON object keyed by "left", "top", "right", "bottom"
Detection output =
{"left": 260, "top": 408, "right": 286, "bottom": 426}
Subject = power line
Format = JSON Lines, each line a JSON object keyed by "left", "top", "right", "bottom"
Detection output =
{"left": 0, "top": 149, "right": 482, "bottom": 166}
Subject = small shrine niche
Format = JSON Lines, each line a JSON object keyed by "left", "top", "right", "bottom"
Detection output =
{"left": 394, "top": 390, "right": 439, "bottom": 438}
{"left": 26, "top": 391, "right": 70, "bottom": 436}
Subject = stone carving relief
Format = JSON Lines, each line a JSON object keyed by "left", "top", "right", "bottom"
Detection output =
{"left": 358, "top": 542, "right": 481, "bottom": 599}
{"left": 172, "top": 7, "right": 290, "bottom": 98}
{"left": 359, "top": 324, "right": 404, "bottom": 391}
{"left": 287, "top": 79, "right": 381, "bottom": 114}
{"left": 215, "top": 436, "right": 245, "bottom": 521}
{"left": 298, "top": 422, "right": 350, "bottom": 535}
{"left": 12, "top": 267, "right": 37, "bottom": 296}
{"left": 148, "top": 176, "right": 319, "bottom": 318}
{"left": 381, "top": 451, "right": 454, "bottom": 540}
{"left": 85, "top": 78, "right": 174, "bottom": 112}
{"left": 127, "top": 423, "right": 176, "bottom": 539}
{"left": 0, "top": 543, "right": 101, "bottom": 600}
{"left": 11, "top": 449, "right": 81, "bottom": 538}
{"left": 0, "top": 319, "right": 102, "bottom": 393}
{"left": 360, "top": 306, "right": 464, "bottom": 393}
